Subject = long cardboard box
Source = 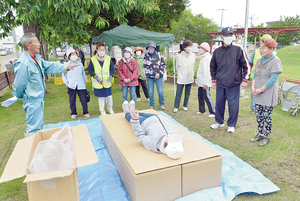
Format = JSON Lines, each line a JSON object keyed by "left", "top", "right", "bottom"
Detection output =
{"left": 0, "top": 124, "right": 98, "bottom": 201}
{"left": 101, "top": 109, "right": 222, "bottom": 201}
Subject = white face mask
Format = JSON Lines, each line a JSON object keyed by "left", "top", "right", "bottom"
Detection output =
{"left": 223, "top": 37, "right": 232, "bottom": 45}
{"left": 185, "top": 47, "right": 192, "bottom": 53}
{"left": 136, "top": 51, "right": 142, "bottom": 56}
{"left": 70, "top": 55, "right": 78, "bottom": 61}
{"left": 148, "top": 47, "right": 155, "bottom": 54}
{"left": 124, "top": 52, "right": 131, "bottom": 59}
{"left": 98, "top": 51, "right": 105, "bottom": 57}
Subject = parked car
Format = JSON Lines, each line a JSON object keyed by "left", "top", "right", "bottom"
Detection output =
{"left": 0, "top": 49, "right": 8, "bottom": 56}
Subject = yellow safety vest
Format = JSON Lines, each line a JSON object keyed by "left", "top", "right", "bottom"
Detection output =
{"left": 250, "top": 48, "right": 277, "bottom": 79}
{"left": 91, "top": 55, "right": 111, "bottom": 89}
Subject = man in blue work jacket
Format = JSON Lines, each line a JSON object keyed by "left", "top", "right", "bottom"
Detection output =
{"left": 13, "top": 33, "right": 78, "bottom": 137}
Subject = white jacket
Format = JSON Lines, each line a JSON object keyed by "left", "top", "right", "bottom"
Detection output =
{"left": 176, "top": 51, "right": 195, "bottom": 84}
{"left": 196, "top": 52, "right": 212, "bottom": 87}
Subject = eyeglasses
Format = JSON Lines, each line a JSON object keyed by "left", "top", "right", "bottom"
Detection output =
{"left": 260, "top": 47, "right": 269, "bottom": 51}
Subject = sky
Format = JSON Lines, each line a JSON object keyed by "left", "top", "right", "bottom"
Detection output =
{"left": 189, "top": 0, "right": 300, "bottom": 28}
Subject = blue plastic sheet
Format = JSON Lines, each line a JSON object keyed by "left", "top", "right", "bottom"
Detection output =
{"left": 43, "top": 113, "right": 280, "bottom": 201}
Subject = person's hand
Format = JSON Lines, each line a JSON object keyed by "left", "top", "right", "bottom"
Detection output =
{"left": 99, "top": 80, "right": 103, "bottom": 85}
{"left": 155, "top": 73, "right": 160, "bottom": 79}
{"left": 130, "top": 107, "right": 139, "bottom": 120}
{"left": 203, "top": 85, "right": 208, "bottom": 90}
{"left": 252, "top": 88, "right": 259, "bottom": 96}
{"left": 66, "top": 83, "right": 68, "bottom": 87}
{"left": 142, "top": 75, "right": 147, "bottom": 78}
{"left": 212, "top": 83, "right": 216, "bottom": 90}
{"left": 241, "top": 81, "right": 247, "bottom": 89}
{"left": 67, "top": 64, "right": 80, "bottom": 71}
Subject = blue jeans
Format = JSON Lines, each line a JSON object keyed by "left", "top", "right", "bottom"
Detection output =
{"left": 122, "top": 86, "right": 136, "bottom": 102}
{"left": 125, "top": 112, "right": 155, "bottom": 124}
{"left": 250, "top": 80, "right": 255, "bottom": 110}
{"left": 174, "top": 83, "right": 192, "bottom": 108}
{"left": 147, "top": 77, "right": 164, "bottom": 107}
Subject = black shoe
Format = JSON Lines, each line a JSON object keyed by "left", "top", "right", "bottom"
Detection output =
{"left": 250, "top": 134, "right": 264, "bottom": 142}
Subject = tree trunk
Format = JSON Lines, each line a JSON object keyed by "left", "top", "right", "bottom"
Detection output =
{"left": 52, "top": 45, "right": 57, "bottom": 58}
{"left": 22, "top": 20, "right": 48, "bottom": 60}
{"left": 89, "top": 41, "right": 93, "bottom": 57}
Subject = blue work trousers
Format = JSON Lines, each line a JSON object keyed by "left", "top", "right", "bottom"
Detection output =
{"left": 215, "top": 84, "right": 240, "bottom": 127}
{"left": 23, "top": 100, "right": 45, "bottom": 133}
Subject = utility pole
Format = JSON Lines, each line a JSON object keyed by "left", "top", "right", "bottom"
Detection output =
{"left": 12, "top": 27, "right": 19, "bottom": 58}
{"left": 249, "top": 14, "right": 258, "bottom": 27}
{"left": 243, "top": 0, "right": 250, "bottom": 52}
{"left": 217, "top": 9, "right": 227, "bottom": 32}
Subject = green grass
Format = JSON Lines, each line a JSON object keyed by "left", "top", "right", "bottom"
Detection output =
{"left": 1, "top": 46, "right": 300, "bottom": 200}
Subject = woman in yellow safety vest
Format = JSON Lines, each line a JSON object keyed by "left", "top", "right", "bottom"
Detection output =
{"left": 88, "top": 42, "right": 115, "bottom": 116}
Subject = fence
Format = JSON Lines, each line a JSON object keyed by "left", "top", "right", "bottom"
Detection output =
{"left": 0, "top": 71, "right": 15, "bottom": 91}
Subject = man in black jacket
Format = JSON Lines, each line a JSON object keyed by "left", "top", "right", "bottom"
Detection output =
{"left": 210, "top": 27, "right": 251, "bottom": 133}
{"left": 75, "top": 47, "right": 85, "bottom": 67}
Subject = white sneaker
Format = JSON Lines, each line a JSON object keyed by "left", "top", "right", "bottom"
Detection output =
{"left": 83, "top": 113, "right": 90, "bottom": 118}
{"left": 228, "top": 127, "right": 235, "bottom": 133}
{"left": 71, "top": 114, "right": 77, "bottom": 119}
{"left": 100, "top": 110, "right": 107, "bottom": 116}
{"left": 208, "top": 114, "right": 215, "bottom": 118}
{"left": 108, "top": 109, "right": 115, "bottom": 114}
{"left": 196, "top": 112, "right": 204, "bottom": 115}
{"left": 210, "top": 122, "right": 225, "bottom": 129}
{"left": 136, "top": 98, "right": 141, "bottom": 102}
{"left": 146, "top": 98, "right": 150, "bottom": 102}
{"left": 122, "top": 101, "right": 129, "bottom": 114}
{"left": 173, "top": 108, "right": 178, "bottom": 113}
{"left": 183, "top": 107, "right": 188, "bottom": 111}
{"left": 129, "top": 100, "right": 135, "bottom": 110}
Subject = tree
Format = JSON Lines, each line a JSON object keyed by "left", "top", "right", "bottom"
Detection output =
{"left": 170, "top": 10, "right": 218, "bottom": 44}
{"left": 271, "top": 15, "right": 300, "bottom": 46}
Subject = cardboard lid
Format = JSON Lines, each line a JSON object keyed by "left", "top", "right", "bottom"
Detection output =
{"left": 71, "top": 124, "right": 99, "bottom": 167}
{"left": 0, "top": 135, "right": 35, "bottom": 183}
{"left": 24, "top": 169, "right": 74, "bottom": 183}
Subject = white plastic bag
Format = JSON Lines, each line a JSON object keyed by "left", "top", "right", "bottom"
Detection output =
{"left": 27, "top": 123, "right": 75, "bottom": 174}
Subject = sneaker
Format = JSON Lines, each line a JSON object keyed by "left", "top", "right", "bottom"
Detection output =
{"left": 227, "top": 127, "right": 235, "bottom": 133}
{"left": 150, "top": 107, "right": 154, "bottom": 109}
{"left": 208, "top": 114, "right": 215, "bottom": 118}
{"left": 71, "top": 114, "right": 77, "bottom": 119}
{"left": 250, "top": 134, "right": 264, "bottom": 142}
{"left": 173, "top": 108, "right": 178, "bottom": 113}
{"left": 122, "top": 101, "right": 129, "bottom": 114}
{"left": 136, "top": 98, "right": 141, "bottom": 102}
{"left": 250, "top": 109, "right": 255, "bottom": 114}
{"left": 210, "top": 122, "right": 225, "bottom": 129}
{"left": 196, "top": 112, "right": 204, "bottom": 115}
{"left": 160, "top": 106, "right": 165, "bottom": 110}
{"left": 100, "top": 110, "right": 107, "bottom": 116}
{"left": 258, "top": 137, "right": 270, "bottom": 146}
{"left": 129, "top": 100, "right": 135, "bottom": 110}
{"left": 83, "top": 113, "right": 90, "bottom": 118}
{"left": 146, "top": 98, "right": 150, "bottom": 102}
{"left": 108, "top": 109, "right": 115, "bottom": 114}
{"left": 183, "top": 107, "right": 188, "bottom": 111}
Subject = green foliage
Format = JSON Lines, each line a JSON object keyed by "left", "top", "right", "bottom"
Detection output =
{"left": 170, "top": 10, "right": 218, "bottom": 44}
{"left": 247, "top": 23, "right": 265, "bottom": 43}
{"left": 0, "top": 0, "right": 21, "bottom": 38}
{"left": 271, "top": 15, "right": 300, "bottom": 46}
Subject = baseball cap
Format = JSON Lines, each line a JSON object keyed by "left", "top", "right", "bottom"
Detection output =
{"left": 221, "top": 27, "right": 234, "bottom": 35}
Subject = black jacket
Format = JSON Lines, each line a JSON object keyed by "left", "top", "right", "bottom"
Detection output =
{"left": 210, "top": 43, "right": 250, "bottom": 88}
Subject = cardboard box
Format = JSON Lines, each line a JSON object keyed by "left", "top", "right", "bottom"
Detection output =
{"left": 101, "top": 110, "right": 222, "bottom": 201}
{"left": 0, "top": 124, "right": 98, "bottom": 201}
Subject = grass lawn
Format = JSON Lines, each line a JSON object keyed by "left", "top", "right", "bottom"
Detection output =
{"left": 0, "top": 46, "right": 300, "bottom": 200}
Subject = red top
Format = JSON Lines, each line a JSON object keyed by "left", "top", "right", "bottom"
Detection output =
{"left": 118, "top": 58, "right": 139, "bottom": 86}
{"left": 31, "top": 55, "right": 38, "bottom": 63}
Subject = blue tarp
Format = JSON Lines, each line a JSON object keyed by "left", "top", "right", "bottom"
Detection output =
{"left": 43, "top": 112, "right": 280, "bottom": 201}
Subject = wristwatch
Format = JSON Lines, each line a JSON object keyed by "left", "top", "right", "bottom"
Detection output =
{"left": 259, "top": 88, "right": 263, "bottom": 93}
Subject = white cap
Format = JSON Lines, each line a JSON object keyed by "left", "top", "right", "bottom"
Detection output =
{"left": 66, "top": 48, "right": 76, "bottom": 58}
{"left": 164, "top": 134, "right": 184, "bottom": 159}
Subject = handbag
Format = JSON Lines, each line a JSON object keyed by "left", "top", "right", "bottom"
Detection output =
{"left": 86, "top": 90, "right": 90, "bottom": 102}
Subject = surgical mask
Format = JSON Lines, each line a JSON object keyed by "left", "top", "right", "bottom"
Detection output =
{"left": 185, "top": 48, "right": 192, "bottom": 53}
{"left": 70, "top": 55, "right": 78, "bottom": 61}
{"left": 136, "top": 51, "right": 141, "bottom": 56}
{"left": 148, "top": 47, "right": 155, "bottom": 54}
{"left": 223, "top": 37, "right": 232, "bottom": 45}
{"left": 98, "top": 51, "right": 105, "bottom": 57}
{"left": 124, "top": 52, "right": 131, "bottom": 59}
